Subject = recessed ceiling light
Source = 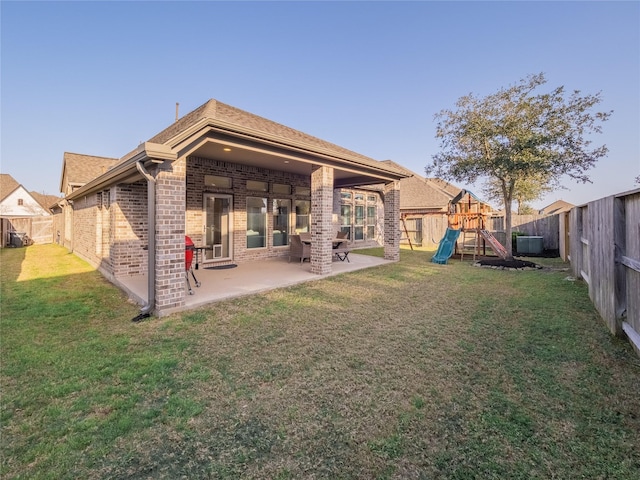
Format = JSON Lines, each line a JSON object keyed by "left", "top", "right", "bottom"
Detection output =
{"left": 223, "top": 147, "right": 231, "bottom": 152}
{"left": 284, "top": 160, "right": 290, "bottom": 164}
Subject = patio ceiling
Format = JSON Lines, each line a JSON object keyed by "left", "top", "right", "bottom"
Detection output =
{"left": 176, "top": 125, "right": 405, "bottom": 188}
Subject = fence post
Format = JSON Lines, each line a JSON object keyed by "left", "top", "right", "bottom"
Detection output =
{"left": 614, "top": 196, "right": 627, "bottom": 333}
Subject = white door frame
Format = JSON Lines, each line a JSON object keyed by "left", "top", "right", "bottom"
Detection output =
{"left": 202, "top": 193, "right": 233, "bottom": 263}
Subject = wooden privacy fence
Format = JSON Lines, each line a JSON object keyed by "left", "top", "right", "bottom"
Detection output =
{"left": 487, "top": 214, "right": 559, "bottom": 250}
{"left": 569, "top": 188, "right": 640, "bottom": 356}
{"left": 405, "top": 213, "right": 560, "bottom": 251}
{"left": 1, "top": 216, "right": 53, "bottom": 246}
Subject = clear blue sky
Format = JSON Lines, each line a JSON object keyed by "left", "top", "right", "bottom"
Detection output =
{"left": 2, "top": 0, "right": 638, "bottom": 209}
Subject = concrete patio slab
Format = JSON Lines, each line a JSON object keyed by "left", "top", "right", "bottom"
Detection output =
{"left": 116, "top": 252, "right": 391, "bottom": 315}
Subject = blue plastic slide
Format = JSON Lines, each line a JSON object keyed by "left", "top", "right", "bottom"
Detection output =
{"left": 430, "top": 228, "right": 461, "bottom": 264}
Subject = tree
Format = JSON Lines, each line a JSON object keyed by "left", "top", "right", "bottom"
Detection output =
{"left": 482, "top": 172, "right": 553, "bottom": 214}
{"left": 426, "top": 73, "right": 611, "bottom": 257}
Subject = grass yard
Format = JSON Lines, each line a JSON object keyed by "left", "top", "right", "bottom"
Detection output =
{"left": 2, "top": 244, "right": 639, "bottom": 479}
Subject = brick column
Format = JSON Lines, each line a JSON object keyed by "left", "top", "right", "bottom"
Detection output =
{"left": 383, "top": 181, "right": 401, "bottom": 261}
{"left": 155, "top": 158, "right": 186, "bottom": 311}
{"left": 310, "top": 165, "right": 334, "bottom": 275}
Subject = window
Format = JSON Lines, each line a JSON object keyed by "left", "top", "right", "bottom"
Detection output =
{"left": 354, "top": 205, "right": 365, "bottom": 240}
{"left": 273, "top": 183, "right": 291, "bottom": 195}
{"left": 296, "top": 186, "right": 310, "bottom": 196}
{"left": 367, "top": 195, "right": 377, "bottom": 203}
{"left": 205, "top": 175, "right": 232, "bottom": 188}
{"left": 340, "top": 204, "right": 352, "bottom": 239}
{"left": 367, "top": 205, "right": 376, "bottom": 239}
{"left": 17, "top": 199, "right": 23, "bottom": 206}
{"left": 295, "top": 200, "right": 311, "bottom": 233}
{"left": 247, "top": 180, "right": 268, "bottom": 192}
{"left": 273, "top": 199, "right": 291, "bottom": 246}
{"left": 246, "top": 197, "right": 267, "bottom": 248}
{"left": 355, "top": 193, "right": 365, "bottom": 202}
{"left": 340, "top": 192, "right": 352, "bottom": 201}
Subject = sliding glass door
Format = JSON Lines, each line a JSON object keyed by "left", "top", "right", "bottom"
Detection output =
{"left": 203, "top": 194, "right": 232, "bottom": 262}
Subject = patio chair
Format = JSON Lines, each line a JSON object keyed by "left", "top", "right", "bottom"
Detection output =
{"left": 289, "top": 234, "right": 311, "bottom": 263}
{"left": 299, "top": 232, "right": 312, "bottom": 243}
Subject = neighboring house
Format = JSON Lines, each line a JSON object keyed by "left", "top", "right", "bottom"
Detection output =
{"left": 31, "top": 192, "right": 63, "bottom": 213}
{"left": 0, "top": 174, "right": 54, "bottom": 246}
{"left": 381, "top": 161, "right": 454, "bottom": 216}
{"left": 379, "top": 161, "right": 493, "bottom": 247}
{"left": 538, "top": 199, "right": 574, "bottom": 215}
{"left": 61, "top": 99, "right": 408, "bottom": 316}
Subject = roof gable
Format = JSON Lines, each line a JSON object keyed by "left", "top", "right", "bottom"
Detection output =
{"left": 60, "top": 152, "right": 119, "bottom": 193}
{"left": 147, "top": 99, "right": 396, "bottom": 169}
{"left": 380, "top": 161, "right": 462, "bottom": 210}
{"left": 30, "top": 191, "right": 63, "bottom": 212}
{"left": 66, "top": 99, "right": 409, "bottom": 200}
{"left": 0, "top": 174, "right": 20, "bottom": 202}
{"left": 539, "top": 199, "right": 574, "bottom": 215}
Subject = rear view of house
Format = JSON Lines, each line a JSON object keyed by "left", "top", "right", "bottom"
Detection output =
{"left": 60, "top": 99, "right": 408, "bottom": 315}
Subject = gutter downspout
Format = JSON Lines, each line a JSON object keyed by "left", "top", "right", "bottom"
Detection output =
{"left": 133, "top": 160, "right": 156, "bottom": 321}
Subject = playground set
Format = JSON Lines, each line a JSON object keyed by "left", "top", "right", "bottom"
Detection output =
{"left": 431, "top": 189, "right": 507, "bottom": 264}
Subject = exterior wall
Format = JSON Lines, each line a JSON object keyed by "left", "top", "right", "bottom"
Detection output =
{"left": 64, "top": 202, "right": 73, "bottom": 249}
{"left": 52, "top": 211, "right": 64, "bottom": 246}
{"left": 185, "top": 156, "right": 311, "bottom": 264}
{"left": 110, "top": 183, "right": 147, "bottom": 277}
{"left": 69, "top": 193, "right": 101, "bottom": 268}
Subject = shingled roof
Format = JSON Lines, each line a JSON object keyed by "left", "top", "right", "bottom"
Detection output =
{"left": 144, "top": 99, "right": 401, "bottom": 172}
{"left": 0, "top": 174, "right": 20, "bottom": 202}
{"left": 60, "top": 152, "right": 119, "bottom": 193}
{"left": 30, "top": 192, "right": 64, "bottom": 212}
{"left": 381, "top": 160, "right": 456, "bottom": 211}
{"left": 67, "top": 99, "right": 409, "bottom": 200}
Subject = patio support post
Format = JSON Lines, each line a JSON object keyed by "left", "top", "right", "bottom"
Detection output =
{"left": 154, "top": 158, "right": 187, "bottom": 312}
{"left": 383, "top": 180, "right": 401, "bottom": 261}
{"left": 310, "top": 165, "right": 334, "bottom": 275}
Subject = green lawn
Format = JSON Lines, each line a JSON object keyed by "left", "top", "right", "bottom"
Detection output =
{"left": 2, "top": 244, "right": 639, "bottom": 479}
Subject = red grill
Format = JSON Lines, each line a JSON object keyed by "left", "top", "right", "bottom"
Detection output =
{"left": 185, "top": 235, "right": 195, "bottom": 271}
{"left": 185, "top": 236, "right": 200, "bottom": 294}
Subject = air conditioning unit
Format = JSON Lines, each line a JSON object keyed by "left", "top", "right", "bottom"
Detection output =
{"left": 516, "top": 236, "right": 544, "bottom": 254}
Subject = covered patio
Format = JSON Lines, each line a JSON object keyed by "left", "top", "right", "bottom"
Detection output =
{"left": 62, "top": 99, "right": 408, "bottom": 316}
{"left": 116, "top": 251, "right": 391, "bottom": 315}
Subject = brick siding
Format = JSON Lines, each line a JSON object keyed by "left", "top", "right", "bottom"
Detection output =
{"left": 155, "top": 158, "right": 186, "bottom": 311}
{"left": 383, "top": 181, "right": 401, "bottom": 261}
{"left": 310, "top": 165, "right": 334, "bottom": 275}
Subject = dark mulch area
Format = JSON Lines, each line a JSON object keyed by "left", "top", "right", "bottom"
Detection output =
{"left": 514, "top": 249, "right": 560, "bottom": 258}
{"left": 475, "top": 258, "right": 542, "bottom": 270}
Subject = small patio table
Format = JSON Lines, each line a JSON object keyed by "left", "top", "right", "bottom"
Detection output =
{"left": 193, "top": 245, "right": 212, "bottom": 269}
